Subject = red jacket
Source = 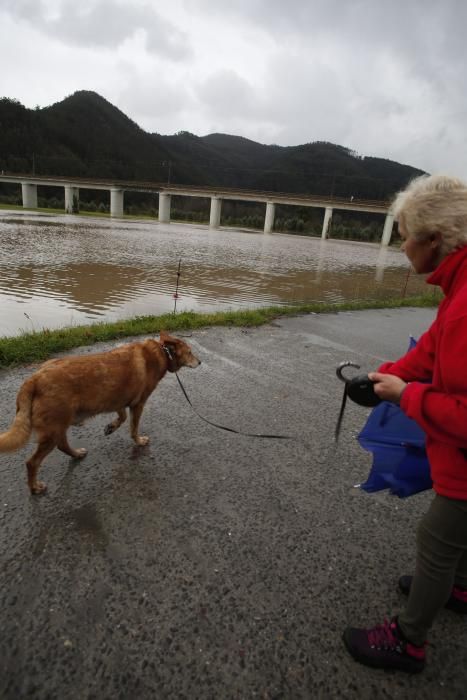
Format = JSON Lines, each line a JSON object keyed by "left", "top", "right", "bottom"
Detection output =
{"left": 378, "top": 245, "right": 467, "bottom": 500}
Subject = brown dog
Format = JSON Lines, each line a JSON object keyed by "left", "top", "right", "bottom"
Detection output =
{"left": 0, "top": 332, "right": 200, "bottom": 495}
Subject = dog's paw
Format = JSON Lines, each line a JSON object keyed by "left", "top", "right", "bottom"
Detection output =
{"left": 136, "top": 436, "right": 150, "bottom": 446}
{"left": 73, "top": 448, "right": 88, "bottom": 459}
{"left": 31, "top": 481, "right": 47, "bottom": 495}
{"left": 104, "top": 423, "right": 114, "bottom": 435}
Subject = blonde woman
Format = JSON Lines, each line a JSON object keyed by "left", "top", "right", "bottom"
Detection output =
{"left": 343, "top": 174, "right": 467, "bottom": 673}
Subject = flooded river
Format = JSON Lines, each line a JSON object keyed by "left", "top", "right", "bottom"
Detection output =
{"left": 0, "top": 210, "right": 427, "bottom": 337}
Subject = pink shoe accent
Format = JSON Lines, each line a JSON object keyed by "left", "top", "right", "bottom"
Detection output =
{"left": 406, "top": 642, "right": 427, "bottom": 660}
{"left": 453, "top": 586, "right": 467, "bottom": 602}
{"left": 367, "top": 619, "right": 397, "bottom": 648}
{"left": 366, "top": 620, "right": 426, "bottom": 660}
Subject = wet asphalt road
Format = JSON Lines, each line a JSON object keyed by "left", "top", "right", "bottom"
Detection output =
{"left": 1, "top": 307, "right": 466, "bottom": 699}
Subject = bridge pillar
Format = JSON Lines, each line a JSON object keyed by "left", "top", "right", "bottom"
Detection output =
{"left": 264, "top": 201, "right": 276, "bottom": 233}
{"left": 159, "top": 193, "right": 171, "bottom": 223}
{"left": 110, "top": 188, "right": 124, "bottom": 217}
{"left": 65, "top": 186, "right": 79, "bottom": 214}
{"left": 209, "top": 197, "right": 222, "bottom": 228}
{"left": 381, "top": 212, "right": 395, "bottom": 246}
{"left": 21, "top": 183, "right": 38, "bottom": 209}
{"left": 321, "top": 206, "right": 333, "bottom": 239}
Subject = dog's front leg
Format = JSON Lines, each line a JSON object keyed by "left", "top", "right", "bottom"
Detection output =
{"left": 104, "top": 408, "right": 127, "bottom": 436}
{"left": 130, "top": 402, "right": 149, "bottom": 446}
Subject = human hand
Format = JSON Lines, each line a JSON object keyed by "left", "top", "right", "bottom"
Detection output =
{"left": 367, "top": 372, "right": 408, "bottom": 403}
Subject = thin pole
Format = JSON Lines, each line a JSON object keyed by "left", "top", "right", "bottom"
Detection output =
{"left": 173, "top": 258, "right": 182, "bottom": 314}
{"left": 402, "top": 266, "right": 411, "bottom": 298}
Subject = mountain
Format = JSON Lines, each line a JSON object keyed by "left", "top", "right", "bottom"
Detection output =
{"left": 0, "top": 90, "right": 424, "bottom": 200}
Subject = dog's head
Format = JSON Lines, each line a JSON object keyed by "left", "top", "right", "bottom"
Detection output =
{"left": 160, "top": 331, "right": 201, "bottom": 371}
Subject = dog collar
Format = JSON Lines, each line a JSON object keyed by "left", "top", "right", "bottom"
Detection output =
{"left": 161, "top": 343, "right": 176, "bottom": 369}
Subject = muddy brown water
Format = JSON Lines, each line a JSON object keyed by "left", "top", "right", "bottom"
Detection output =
{"left": 0, "top": 210, "right": 428, "bottom": 337}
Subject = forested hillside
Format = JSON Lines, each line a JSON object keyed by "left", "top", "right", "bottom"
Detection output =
{"left": 0, "top": 90, "right": 424, "bottom": 200}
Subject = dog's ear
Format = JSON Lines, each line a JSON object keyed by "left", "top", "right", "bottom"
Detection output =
{"left": 163, "top": 336, "right": 179, "bottom": 349}
{"left": 160, "top": 331, "right": 179, "bottom": 347}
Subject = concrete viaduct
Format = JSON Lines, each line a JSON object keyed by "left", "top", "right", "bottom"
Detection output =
{"left": 0, "top": 174, "right": 396, "bottom": 245}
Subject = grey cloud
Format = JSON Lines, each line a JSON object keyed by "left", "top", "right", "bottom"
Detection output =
{"left": 190, "top": 0, "right": 467, "bottom": 72}
{"left": 119, "top": 76, "right": 190, "bottom": 122}
{"left": 189, "top": 0, "right": 467, "bottom": 166}
{"left": 2, "top": 0, "right": 192, "bottom": 60}
{"left": 197, "top": 70, "right": 256, "bottom": 118}
{"left": 195, "top": 58, "right": 346, "bottom": 146}
{"left": 2, "top": 0, "right": 43, "bottom": 21}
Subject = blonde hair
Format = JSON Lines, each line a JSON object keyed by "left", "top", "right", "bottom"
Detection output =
{"left": 393, "top": 174, "right": 467, "bottom": 257}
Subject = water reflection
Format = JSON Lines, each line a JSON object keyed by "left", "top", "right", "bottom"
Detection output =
{"left": 375, "top": 246, "right": 389, "bottom": 283}
{"left": 0, "top": 210, "right": 426, "bottom": 337}
{"left": 314, "top": 238, "right": 329, "bottom": 284}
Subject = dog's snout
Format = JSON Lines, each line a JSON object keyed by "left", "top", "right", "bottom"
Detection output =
{"left": 187, "top": 354, "right": 201, "bottom": 368}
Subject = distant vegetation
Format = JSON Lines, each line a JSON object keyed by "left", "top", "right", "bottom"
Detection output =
{"left": 0, "top": 91, "right": 425, "bottom": 239}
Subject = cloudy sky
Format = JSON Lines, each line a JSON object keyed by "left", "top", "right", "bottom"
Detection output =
{"left": 1, "top": 0, "right": 466, "bottom": 177}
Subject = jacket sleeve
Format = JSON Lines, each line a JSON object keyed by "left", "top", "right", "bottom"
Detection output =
{"left": 400, "top": 315, "right": 467, "bottom": 448}
{"left": 377, "top": 317, "right": 437, "bottom": 381}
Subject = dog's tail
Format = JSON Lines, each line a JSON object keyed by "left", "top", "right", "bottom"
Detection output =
{"left": 0, "top": 379, "right": 34, "bottom": 452}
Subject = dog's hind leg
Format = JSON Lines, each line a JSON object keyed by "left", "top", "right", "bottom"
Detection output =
{"left": 26, "top": 437, "right": 56, "bottom": 495}
{"left": 130, "top": 402, "right": 149, "bottom": 446}
{"left": 57, "top": 431, "right": 87, "bottom": 460}
{"left": 104, "top": 408, "right": 127, "bottom": 436}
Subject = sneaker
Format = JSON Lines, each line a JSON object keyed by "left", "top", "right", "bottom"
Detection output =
{"left": 343, "top": 617, "right": 426, "bottom": 673}
{"left": 398, "top": 575, "right": 467, "bottom": 614}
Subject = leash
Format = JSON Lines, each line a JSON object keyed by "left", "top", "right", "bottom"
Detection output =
{"left": 174, "top": 372, "right": 291, "bottom": 439}
{"left": 334, "top": 382, "right": 350, "bottom": 443}
{"left": 164, "top": 345, "right": 379, "bottom": 445}
{"left": 167, "top": 263, "right": 289, "bottom": 439}
{"left": 174, "top": 366, "right": 360, "bottom": 481}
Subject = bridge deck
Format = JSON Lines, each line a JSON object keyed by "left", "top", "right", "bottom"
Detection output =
{"left": 0, "top": 174, "right": 390, "bottom": 213}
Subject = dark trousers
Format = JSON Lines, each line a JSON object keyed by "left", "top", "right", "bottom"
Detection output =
{"left": 398, "top": 494, "right": 467, "bottom": 646}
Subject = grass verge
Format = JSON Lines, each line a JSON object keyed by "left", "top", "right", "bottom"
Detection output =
{"left": 0, "top": 295, "right": 439, "bottom": 369}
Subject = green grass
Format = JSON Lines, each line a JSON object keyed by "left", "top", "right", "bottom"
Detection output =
{"left": 0, "top": 295, "right": 440, "bottom": 369}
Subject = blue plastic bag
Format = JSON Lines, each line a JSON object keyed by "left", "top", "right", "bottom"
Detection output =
{"left": 357, "top": 338, "right": 432, "bottom": 498}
